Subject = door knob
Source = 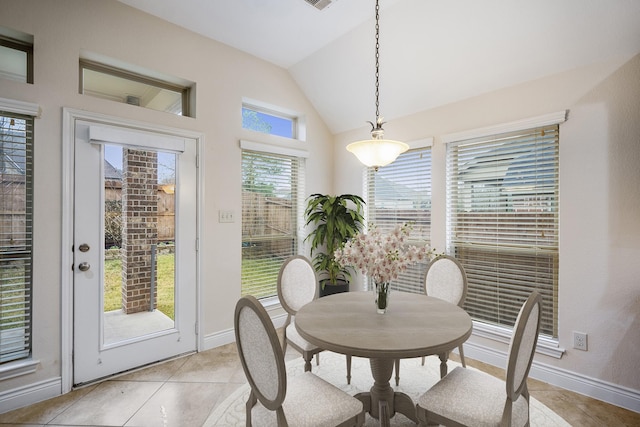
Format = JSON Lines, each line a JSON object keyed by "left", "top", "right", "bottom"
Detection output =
{"left": 79, "top": 243, "right": 90, "bottom": 252}
{"left": 78, "top": 262, "right": 90, "bottom": 272}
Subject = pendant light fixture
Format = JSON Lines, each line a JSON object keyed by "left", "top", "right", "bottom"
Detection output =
{"left": 346, "top": 0, "right": 409, "bottom": 171}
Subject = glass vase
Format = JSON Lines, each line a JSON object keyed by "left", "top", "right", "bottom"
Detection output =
{"left": 375, "top": 282, "right": 390, "bottom": 314}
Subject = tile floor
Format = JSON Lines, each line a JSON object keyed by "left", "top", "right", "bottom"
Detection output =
{"left": 0, "top": 342, "right": 638, "bottom": 426}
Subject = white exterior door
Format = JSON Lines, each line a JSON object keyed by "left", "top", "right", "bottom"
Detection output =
{"left": 73, "top": 120, "right": 197, "bottom": 385}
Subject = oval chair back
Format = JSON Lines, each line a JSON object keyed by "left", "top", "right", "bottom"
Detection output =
{"left": 424, "top": 254, "right": 468, "bottom": 307}
{"left": 277, "top": 255, "right": 318, "bottom": 315}
{"left": 234, "top": 296, "right": 286, "bottom": 412}
{"left": 506, "top": 290, "right": 543, "bottom": 404}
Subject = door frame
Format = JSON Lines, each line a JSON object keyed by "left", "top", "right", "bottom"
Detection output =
{"left": 61, "top": 108, "right": 204, "bottom": 393}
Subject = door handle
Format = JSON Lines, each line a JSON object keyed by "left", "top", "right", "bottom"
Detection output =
{"left": 78, "top": 262, "right": 90, "bottom": 272}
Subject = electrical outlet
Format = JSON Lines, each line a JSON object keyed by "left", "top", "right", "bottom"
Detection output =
{"left": 573, "top": 331, "right": 588, "bottom": 351}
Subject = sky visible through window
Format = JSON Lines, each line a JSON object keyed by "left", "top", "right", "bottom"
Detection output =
{"left": 242, "top": 107, "right": 294, "bottom": 138}
{"left": 105, "top": 145, "right": 175, "bottom": 184}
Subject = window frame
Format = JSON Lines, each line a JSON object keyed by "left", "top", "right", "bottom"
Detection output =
{"left": 79, "top": 59, "right": 192, "bottom": 117}
{"left": 365, "top": 143, "right": 433, "bottom": 294}
{"left": 443, "top": 111, "right": 566, "bottom": 358}
{"left": 240, "top": 140, "right": 307, "bottom": 302}
{"left": 0, "top": 97, "right": 39, "bottom": 379}
{"left": 241, "top": 101, "right": 302, "bottom": 140}
{"left": 0, "top": 35, "right": 34, "bottom": 84}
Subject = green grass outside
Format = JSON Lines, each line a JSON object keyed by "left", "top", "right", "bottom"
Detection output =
{"left": 104, "top": 254, "right": 284, "bottom": 319}
{"left": 104, "top": 253, "right": 175, "bottom": 319}
{"left": 0, "top": 262, "right": 29, "bottom": 329}
{"left": 241, "top": 257, "right": 284, "bottom": 299}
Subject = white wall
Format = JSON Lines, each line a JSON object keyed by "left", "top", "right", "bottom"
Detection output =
{"left": 335, "top": 54, "right": 640, "bottom": 401}
{"left": 0, "top": 0, "right": 334, "bottom": 404}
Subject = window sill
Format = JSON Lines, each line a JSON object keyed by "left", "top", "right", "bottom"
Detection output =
{"left": 259, "top": 295, "right": 280, "bottom": 309}
{"left": 472, "top": 321, "right": 565, "bottom": 359}
{"left": 0, "top": 358, "right": 40, "bottom": 381}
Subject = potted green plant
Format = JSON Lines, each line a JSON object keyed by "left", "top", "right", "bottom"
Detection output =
{"left": 304, "top": 193, "right": 366, "bottom": 296}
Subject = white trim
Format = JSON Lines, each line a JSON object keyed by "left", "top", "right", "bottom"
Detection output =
{"left": 442, "top": 110, "right": 568, "bottom": 144}
{"left": 61, "top": 107, "right": 204, "bottom": 393}
{"left": 61, "top": 109, "right": 74, "bottom": 394}
{"left": 0, "top": 359, "right": 40, "bottom": 381}
{"left": 472, "top": 321, "right": 565, "bottom": 359}
{"left": 0, "top": 97, "right": 40, "bottom": 117}
{"left": 406, "top": 136, "right": 433, "bottom": 150}
{"left": 464, "top": 340, "right": 640, "bottom": 413}
{"left": 240, "top": 139, "right": 309, "bottom": 158}
{"left": 0, "top": 97, "right": 40, "bottom": 385}
{"left": 201, "top": 312, "right": 287, "bottom": 351}
{"left": 0, "top": 377, "right": 61, "bottom": 413}
{"left": 195, "top": 136, "right": 205, "bottom": 354}
{"left": 242, "top": 97, "right": 300, "bottom": 120}
{"left": 88, "top": 125, "right": 186, "bottom": 153}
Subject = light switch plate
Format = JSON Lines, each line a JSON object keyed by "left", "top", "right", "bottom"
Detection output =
{"left": 218, "top": 210, "right": 235, "bottom": 223}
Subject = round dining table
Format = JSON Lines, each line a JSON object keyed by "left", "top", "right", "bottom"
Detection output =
{"left": 295, "top": 290, "right": 472, "bottom": 426}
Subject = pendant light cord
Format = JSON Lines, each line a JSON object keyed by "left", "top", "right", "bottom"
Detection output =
{"left": 374, "top": 0, "right": 380, "bottom": 122}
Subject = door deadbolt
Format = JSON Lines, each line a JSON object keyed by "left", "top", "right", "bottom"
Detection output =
{"left": 79, "top": 243, "right": 90, "bottom": 252}
{"left": 78, "top": 262, "right": 90, "bottom": 272}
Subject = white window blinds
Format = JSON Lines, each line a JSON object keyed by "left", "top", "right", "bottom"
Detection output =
{"left": 0, "top": 110, "right": 33, "bottom": 363}
{"left": 367, "top": 147, "right": 432, "bottom": 294}
{"left": 241, "top": 149, "right": 303, "bottom": 299}
{"left": 446, "top": 125, "right": 559, "bottom": 337}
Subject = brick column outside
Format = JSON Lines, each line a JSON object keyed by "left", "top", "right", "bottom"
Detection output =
{"left": 121, "top": 149, "right": 158, "bottom": 314}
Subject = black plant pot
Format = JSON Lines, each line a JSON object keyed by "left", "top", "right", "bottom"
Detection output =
{"left": 319, "top": 279, "right": 349, "bottom": 297}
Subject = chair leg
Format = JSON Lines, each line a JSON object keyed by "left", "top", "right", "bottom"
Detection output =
{"left": 246, "top": 392, "right": 257, "bottom": 427}
{"left": 303, "top": 353, "right": 313, "bottom": 372}
{"left": 458, "top": 344, "right": 466, "bottom": 368}
{"left": 421, "top": 356, "right": 425, "bottom": 366}
{"left": 346, "top": 355, "right": 352, "bottom": 384}
{"left": 394, "top": 359, "right": 400, "bottom": 386}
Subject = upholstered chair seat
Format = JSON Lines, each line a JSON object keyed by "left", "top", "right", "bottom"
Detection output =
{"left": 416, "top": 367, "right": 529, "bottom": 427}
{"left": 285, "top": 320, "right": 318, "bottom": 352}
{"left": 249, "top": 371, "right": 365, "bottom": 426}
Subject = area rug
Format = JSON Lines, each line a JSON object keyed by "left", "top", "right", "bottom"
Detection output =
{"left": 204, "top": 351, "right": 570, "bottom": 426}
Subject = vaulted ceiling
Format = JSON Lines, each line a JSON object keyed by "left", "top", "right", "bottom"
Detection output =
{"left": 119, "top": 0, "right": 640, "bottom": 134}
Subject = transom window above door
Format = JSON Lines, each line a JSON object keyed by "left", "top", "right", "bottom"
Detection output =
{"left": 80, "top": 57, "right": 194, "bottom": 117}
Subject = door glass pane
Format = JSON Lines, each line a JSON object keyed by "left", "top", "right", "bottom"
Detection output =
{"left": 103, "top": 144, "right": 176, "bottom": 345}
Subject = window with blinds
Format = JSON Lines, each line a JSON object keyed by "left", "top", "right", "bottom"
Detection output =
{"left": 241, "top": 150, "right": 303, "bottom": 299}
{"left": 0, "top": 110, "right": 33, "bottom": 363}
{"left": 366, "top": 147, "right": 432, "bottom": 294}
{"left": 446, "top": 125, "right": 559, "bottom": 337}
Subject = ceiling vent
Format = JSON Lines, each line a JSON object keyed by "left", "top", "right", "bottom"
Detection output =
{"left": 304, "top": 0, "right": 334, "bottom": 11}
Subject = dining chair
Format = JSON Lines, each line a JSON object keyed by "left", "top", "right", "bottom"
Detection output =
{"left": 234, "top": 295, "right": 366, "bottom": 426}
{"left": 277, "top": 255, "right": 354, "bottom": 383}
{"left": 415, "top": 290, "right": 543, "bottom": 427}
{"left": 277, "top": 255, "right": 323, "bottom": 373}
{"left": 394, "top": 254, "right": 468, "bottom": 385}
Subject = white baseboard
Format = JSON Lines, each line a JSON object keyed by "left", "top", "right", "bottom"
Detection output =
{"left": 202, "top": 312, "right": 287, "bottom": 351}
{"left": 0, "top": 377, "right": 61, "bottom": 414}
{"left": 464, "top": 341, "right": 640, "bottom": 413}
